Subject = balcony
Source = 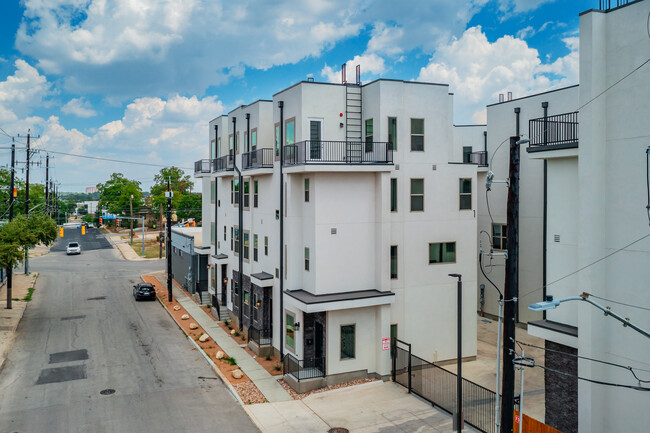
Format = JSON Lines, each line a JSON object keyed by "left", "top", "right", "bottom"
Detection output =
{"left": 528, "top": 112, "right": 578, "bottom": 153}
{"left": 242, "top": 148, "right": 274, "bottom": 170}
{"left": 194, "top": 159, "right": 212, "bottom": 175}
{"left": 283, "top": 140, "right": 393, "bottom": 167}
{"left": 213, "top": 154, "right": 234, "bottom": 172}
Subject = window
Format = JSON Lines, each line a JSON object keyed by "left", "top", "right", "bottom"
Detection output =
{"left": 275, "top": 267, "right": 279, "bottom": 278}
{"left": 463, "top": 146, "right": 472, "bottom": 163}
{"left": 251, "top": 129, "right": 257, "bottom": 152}
{"left": 244, "top": 131, "right": 248, "bottom": 154}
{"left": 390, "top": 245, "right": 398, "bottom": 279}
{"left": 211, "top": 223, "right": 215, "bottom": 245}
{"left": 244, "top": 232, "right": 249, "bottom": 260}
{"left": 286, "top": 119, "right": 295, "bottom": 145}
{"left": 264, "top": 236, "right": 269, "bottom": 256}
{"left": 211, "top": 139, "right": 216, "bottom": 160}
{"left": 410, "top": 179, "right": 424, "bottom": 211}
{"left": 230, "top": 180, "right": 233, "bottom": 204}
{"left": 229, "top": 134, "right": 234, "bottom": 155}
{"left": 275, "top": 123, "right": 280, "bottom": 158}
{"left": 304, "top": 247, "right": 310, "bottom": 271}
{"left": 244, "top": 180, "right": 250, "bottom": 209}
{"left": 388, "top": 117, "right": 397, "bottom": 150}
{"left": 340, "top": 325, "right": 356, "bottom": 360}
{"left": 411, "top": 118, "right": 424, "bottom": 151}
{"left": 304, "top": 178, "right": 310, "bottom": 202}
{"left": 230, "top": 227, "right": 233, "bottom": 250}
{"left": 254, "top": 234, "right": 258, "bottom": 262}
{"left": 390, "top": 178, "right": 397, "bottom": 212}
{"left": 429, "top": 242, "right": 456, "bottom": 264}
{"left": 459, "top": 178, "right": 472, "bottom": 210}
{"left": 217, "top": 137, "right": 221, "bottom": 157}
{"left": 492, "top": 224, "right": 507, "bottom": 250}
{"left": 235, "top": 132, "right": 240, "bottom": 154}
{"left": 309, "top": 120, "right": 321, "bottom": 159}
{"left": 244, "top": 291, "right": 249, "bottom": 305}
{"left": 211, "top": 181, "right": 215, "bottom": 202}
{"left": 233, "top": 179, "right": 240, "bottom": 205}
{"left": 365, "top": 118, "right": 373, "bottom": 152}
{"left": 254, "top": 180, "right": 259, "bottom": 208}
{"left": 224, "top": 226, "right": 226, "bottom": 242}
{"left": 285, "top": 312, "right": 295, "bottom": 350}
{"left": 234, "top": 227, "right": 239, "bottom": 254}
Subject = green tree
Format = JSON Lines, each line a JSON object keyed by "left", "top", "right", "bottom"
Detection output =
{"left": 0, "top": 169, "right": 47, "bottom": 217}
{"left": 0, "top": 214, "right": 57, "bottom": 271}
{"left": 150, "top": 167, "right": 192, "bottom": 209}
{"left": 97, "top": 173, "right": 143, "bottom": 216}
{"left": 176, "top": 193, "right": 202, "bottom": 222}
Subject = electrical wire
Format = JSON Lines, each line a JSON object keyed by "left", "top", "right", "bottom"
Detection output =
{"left": 533, "top": 364, "right": 650, "bottom": 391}
{"left": 518, "top": 232, "right": 650, "bottom": 300}
{"left": 646, "top": 146, "right": 649, "bottom": 225}
{"left": 585, "top": 293, "right": 650, "bottom": 312}
{"left": 516, "top": 340, "right": 650, "bottom": 381}
{"left": 38, "top": 149, "right": 193, "bottom": 170}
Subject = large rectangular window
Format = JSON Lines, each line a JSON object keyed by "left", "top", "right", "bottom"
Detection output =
{"left": 304, "top": 178, "right": 310, "bottom": 202}
{"left": 411, "top": 118, "right": 424, "bottom": 151}
{"left": 233, "top": 179, "right": 240, "bottom": 205}
{"left": 304, "top": 247, "right": 310, "bottom": 271}
{"left": 211, "top": 139, "right": 216, "bottom": 160}
{"left": 410, "top": 178, "right": 424, "bottom": 211}
{"left": 286, "top": 312, "right": 295, "bottom": 350}
{"left": 254, "top": 180, "right": 259, "bottom": 208}
{"left": 251, "top": 129, "right": 257, "bottom": 152}
{"left": 243, "top": 232, "right": 249, "bottom": 260}
{"left": 463, "top": 146, "right": 472, "bottom": 163}
{"left": 286, "top": 119, "right": 295, "bottom": 145}
{"left": 493, "top": 224, "right": 507, "bottom": 250}
{"left": 244, "top": 180, "right": 250, "bottom": 209}
{"left": 390, "top": 178, "right": 397, "bottom": 212}
{"left": 390, "top": 245, "right": 398, "bottom": 279}
{"left": 340, "top": 325, "right": 356, "bottom": 360}
{"left": 254, "top": 234, "right": 258, "bottom": 262}
{"left": 388, "top": 117, "right": 397, "bottom": 151}
{"left": 365, "top": 118, "right": 373, "bottom": 152}
{"left": 429, "top": 242, "right": 456, "bottom": 264}
{"left": 459, "top": 178, "right": 472, "bottom": 210}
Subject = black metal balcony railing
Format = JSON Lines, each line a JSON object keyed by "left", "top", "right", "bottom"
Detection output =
{"left": 529, "top": 112, "right": 579, "bottom": 149}
{"left": 213, "top": 154, "right": 234, "bottom": 172}
{"left": 283, "top": 140, "right": 393, "bottom": 166}
{"left": 283, "top": 353, "right": 325, "bottom": 380}
{"left": 464, "top": 151, "right": 487, "bottom": 166}
{"left": 248, "top": 325, "right": 272, "bottom": 346}
{"left": 243, "top": 148, "right": 274, "bottom": 170}
{"left": 194, "top": 159, "right": 212, "bottom": 174}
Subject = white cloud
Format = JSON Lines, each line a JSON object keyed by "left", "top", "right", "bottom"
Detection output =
{"left": 516, "top": 25, "right": 535, "bottom": 39}
{"left": 61, "top": 97, "right": 97, "bottom": 117}
{"left": 321, "top": 53, "right": 386, "bottom": 83}
{"left": 498, "top": 0, "right": 557, "bottom": 15}
{"left": 0, "top": 59, "right": 52, "bottom": 120}
{"left": 417, "top": 26, "right": 579, "bottom": 123}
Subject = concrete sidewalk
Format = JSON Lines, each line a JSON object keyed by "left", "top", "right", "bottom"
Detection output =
{"left": 151, "top": 273, "right": 292, "bottom": 403}
{"left": 245, "top": 380, "right": 477, "bottom": 433}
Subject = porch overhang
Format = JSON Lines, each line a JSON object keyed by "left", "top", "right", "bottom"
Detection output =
{"left": 285, "top": 289, "right": 395, "bottom": 313}
{"left": 212, "top": 253, "right": 228, "bottom": 264}
{"left": 251, "top": 271, "right": 274, "bottom": 288}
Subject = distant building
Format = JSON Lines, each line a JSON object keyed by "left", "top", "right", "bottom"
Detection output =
{"left": 85, "top": 186, "right": 98, "bottom": 194}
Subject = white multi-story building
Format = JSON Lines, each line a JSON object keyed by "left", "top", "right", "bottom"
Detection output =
{"left": 196, "top": 79, "right": 479, "bottom": 391}
{"left": 521, "top": 2, "right": 650, "bottom": 432}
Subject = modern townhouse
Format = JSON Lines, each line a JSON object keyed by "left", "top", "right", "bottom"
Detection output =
{"left": 523, "top": 2, "right": 650, "bottom": 433}
{"left": 195, "top": 78, "right": 479, "bottom": 392}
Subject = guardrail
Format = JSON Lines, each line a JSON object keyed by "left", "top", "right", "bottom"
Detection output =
{"left": 213, "top": 154, "right": 234, "bottom": 172}
{"left": 529, "top": 112, "right": 578, "bottom": 149}
{"left": 243, "top": 148, "right": 274, "bottom": 170}
{"left": 194, "top": 159, "right": 212, "bottom": 174}
{"left": 283, "top": 353, "right": 325, "bottom": 380}
{"left": 283, "top": 140, "right": 393, "bottom": 165}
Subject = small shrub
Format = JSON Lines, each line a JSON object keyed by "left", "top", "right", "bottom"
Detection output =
{"left": 227, "top": 325, "right": 233, "bottom": 330}
{"left": 240, "top": 335, "right": 246, "bottom": 341}
{"left": 234, "top": 330, "right": 240, "bottom": 337}
{"left": 224, "top": 319, "right": 230, "bottom": 326}
{"left": 273, "top": 364, "right": 282, "bottom": 372}
{"left": 228, "top": 357, "right": 237, "bottom": 366}
{"left": 265, "top": 354, "right": 271, "bottom": 361}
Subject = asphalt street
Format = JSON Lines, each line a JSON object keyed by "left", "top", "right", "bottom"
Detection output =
{"left": 0, "top": 229, "right": 258, "bottom": 432}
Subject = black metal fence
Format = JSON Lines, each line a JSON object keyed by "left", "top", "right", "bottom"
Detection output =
{"left": 599, "top": 0, "right": 632, "bottom": 10}
{"left": 213, "top": 154, "right": 234, "bottom": 172}
{"left": 529, "top": 112, "right": 579, "bottom": 149}
{"left": 243, "top": 148, "right": 274, "bottom": 169}
{"left": 283, "top": 140, "right": 393, "bottom": 165}
{"left": 194, "top": 159, "right": 212, "bottom": 174}
{"left": 283, "top": 353, "right": 326, "bottom": 380}
{"left": 248, "top": 325, "right": 272, "bottom": 346}
{"left": 392, "top": 338, "right": 497, "bottom": 433}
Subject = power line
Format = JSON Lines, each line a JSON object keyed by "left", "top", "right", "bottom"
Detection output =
{"left": 533, "top": 364, "right": 650, "bottom": 391}
{"left": 38, "top": 149, "right": 193, "bottom": 170}
{"left": 586, "top": 293, "right": 650, "bottom": 312}
{"left": 519, "top": 233, "right": 650, "bottom": 300}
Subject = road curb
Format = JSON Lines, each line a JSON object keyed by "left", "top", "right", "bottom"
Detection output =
{"left": 0, "top": 302, "right": 27, "bottom": 377}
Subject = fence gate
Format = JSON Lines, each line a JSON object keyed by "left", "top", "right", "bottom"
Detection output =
{"left": 391, "top": 338, "right": 498, "bottom": 433}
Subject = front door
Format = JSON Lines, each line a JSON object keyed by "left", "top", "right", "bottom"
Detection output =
{"left": 221, "top": 264, "right": 227, "bottom": 305}
{"left": 315, "top": 322, "right": 324, "bottom": 359}
{"left": 309, "top": 120, "right": 322, "bottom": 160}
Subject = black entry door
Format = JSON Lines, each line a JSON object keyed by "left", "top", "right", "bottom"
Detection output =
{"left": 315, "top": 322, "right": 324, "bottom": 359}
{"left": 221, "top": 264, "right": 227, "bottom": 304}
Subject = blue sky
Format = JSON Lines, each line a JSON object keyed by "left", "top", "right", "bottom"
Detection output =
{"left": 0, "top": 0, "right": 591, "bottom": 192}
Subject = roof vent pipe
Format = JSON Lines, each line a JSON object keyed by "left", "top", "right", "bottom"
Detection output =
{"left": 499, "top": 94, "right": 504, "bottom": 103}
{"left": 507, "top": 92, "right": 512, "bottom": 101}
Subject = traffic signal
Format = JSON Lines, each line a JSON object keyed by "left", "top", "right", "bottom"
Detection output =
{"left": 99, "top": 217, "right": 103, "bottom": 225}
{"left": 81, "top": 225, "right": 86, "bottom": 235}
{"left": 116, "top": 218, "right": 120, "bottom": 227}
{"left": 12, "top": 187, "right": 17, "bottom": 197}
{"left": 59, "top": 227, "right": 64, "bottom": 237}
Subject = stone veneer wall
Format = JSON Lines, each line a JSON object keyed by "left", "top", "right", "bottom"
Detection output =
{"left": 545, "top": 340, "right": 578, "bottom": 433}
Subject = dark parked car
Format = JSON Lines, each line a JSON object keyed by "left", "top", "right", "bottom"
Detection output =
{"left": 133, "top": 283, "right": 156, "bottom": 301}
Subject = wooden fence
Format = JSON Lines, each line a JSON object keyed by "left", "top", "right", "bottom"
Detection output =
{"left": 514, "top": 411, "right": 562, "bottom": 433}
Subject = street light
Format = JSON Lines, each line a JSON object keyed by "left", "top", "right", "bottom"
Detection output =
{"left": 448, "top": 273, "right": 463, "bottom": 432}
{"left": 529, "top": 293, "right": 650, "bottom": 339}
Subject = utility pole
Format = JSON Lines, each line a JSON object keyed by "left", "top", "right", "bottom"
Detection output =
{"left": 159, "top": 203, "right": 163, "bottom": 259}
{"left": 166, "top": 179, "right": 173, "bottom": 302}
{"left": 129, "top": 194, "right": 134, "bottom": 244}
{"left": 6, "top": 138, "right": 16, "bottom": 309}
{"left": 501, "top": 136, "right": 520, "bottom": 433}
{"left": 24, "top": 131, "right": 30, "bottom": 275}
{"left": 45, "top": 154, "right": 49, "bottom": 216}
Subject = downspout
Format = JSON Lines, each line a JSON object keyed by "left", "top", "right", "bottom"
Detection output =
{"left": 514, "top": 107, "right": 521, "bottom": 323}
{"left": 233, "top": 116, "right": 244, "bottom": 331}
{"left": 483, "top": 131, "right": 487, "bottom": 165}
{"left": 541, "top": 102, "right": 549, "bottom": 320}
{"left": 278, "top": 100, "right": 284, "bottom": 359}
{"left": 214, "top": 124, "right": 219, "bottom": 310}
{"left": 245, "top": 112, "right": 251, "bottom": 322}
{"left": 246, "top": 113, "right": 251, "bottom": 154}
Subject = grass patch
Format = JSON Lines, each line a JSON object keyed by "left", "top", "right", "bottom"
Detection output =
{"left": 127, "top": 240, "right": 165, "bottom": 259}
{"left": 22, "top": 287, "right": 35, "bottom": 302}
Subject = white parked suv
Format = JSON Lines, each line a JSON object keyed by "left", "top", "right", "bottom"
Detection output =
{"left": 66, "top": 242, "right": 81, "bottom": 255}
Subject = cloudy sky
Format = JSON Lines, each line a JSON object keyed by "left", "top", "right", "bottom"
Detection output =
{"left": 0, "top": 0, "right": 588, "bottom": 192}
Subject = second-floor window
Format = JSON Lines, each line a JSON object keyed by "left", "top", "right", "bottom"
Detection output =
{"left": 429, "top": 242, "right": 456, "bottom": 264}
{"left": 244, "top": 180, "right": 250, "bottom": 209}
{"left": 211, "top": 139, "right": 216, "bottom": 160}
{"left": 229, "top": 134, "right": 234, "bottom": 155}
{"left": 388, "top": 117, "right": 397, "bottom": 151}
{"left": 410, "top": 178, "right": 424, "bottom": 211}
{"left": 411, "top": 118, "right": 424, "bottom": 151}
{"left": 211, "top": 181, "right": 215, "bottom": 203}
{"left": 492, "top": 224, "right": 507, "bottom": 250}
{"left": 253, "top": 234, "right": 258, "bottom": 262}
{"left": 244, "top": 232, "right": 250, "bottom": 260}
{"left": 391, "top": 178, "right": 397, "bottom": 212}
{"left": 275, "top": 123, "right": 280, "bottom": 158}
{"left": 304, "top": 247, "right": 310, "bottom": 271}
{"left": 251, "top": 129, "right": 257, "bottom": 152}
{"left": 264, "top": 236, "right": 269, "bottom": 256}
{"left": 286, "top": 119, "right": 295, "bottom": 145}
{"left": 304, "top": 178, "right": 310, "bottom": 202}
{"left": 463, "top": 146, "right": 472, "bottom": 163}
{"left": 224, "top": 226, "right": 226, "bottom": 242}
{"left": 211, "top": 223, "right": 215, "bottom": 245}
{"left": 390, "top": 245, "right": 398, "bottom": 279}
{"left": 254, "top": 180, "right": 259, "bottom": 208}
{"left": 365, "top": 118, "right": 373, "bottom": 152}
{"left": 459, "top": 178, "right": 472, "bottom": 210}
